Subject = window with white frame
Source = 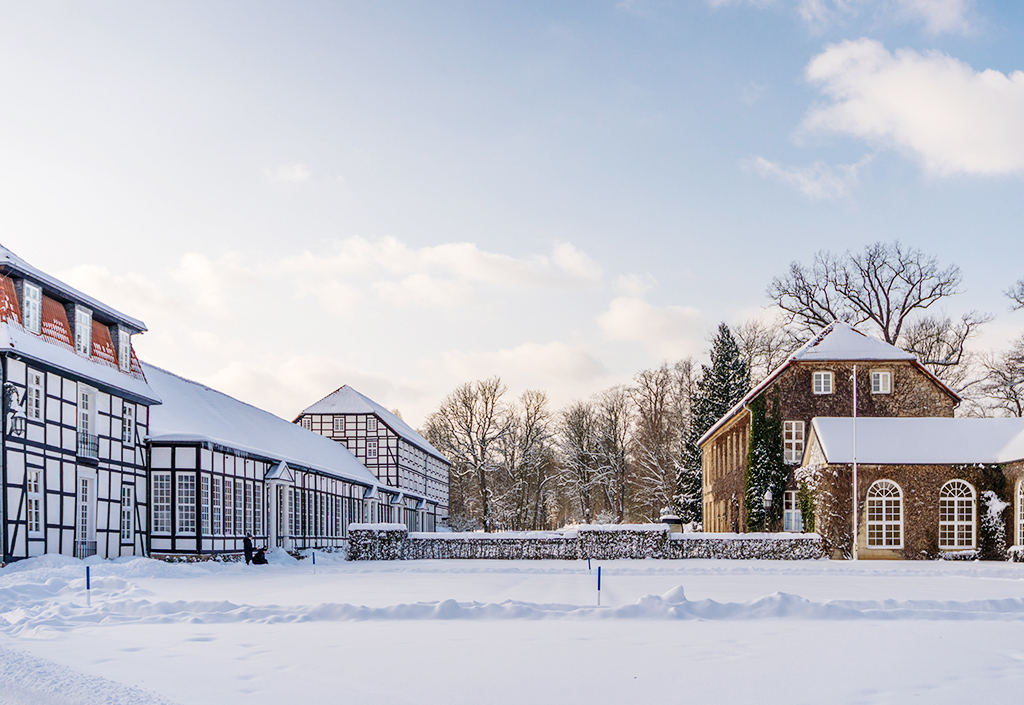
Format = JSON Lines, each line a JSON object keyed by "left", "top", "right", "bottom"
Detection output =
{"left": 22, "top": 282, "right": 42, "bottom": 334}
{"left": 245, "top": 481, "right": 254, "bottom": 534}
{"left": 812, "top": 371, "right": 833, "bottom": 395}
{"left": 118, "top": 327, "right": 131, "bottom": 373}
{"left": 27, "top": 470, "right": 42, "bottom": 535}
{"left": 74, "top": 306, "right": 92, "bottom": 356}
{"left": 783, "top": 490, "right": 803, "bottom": 532}
{"left": 366, "top": 439, "right": 379, "bottom": 459}
{"left": 152, "top": 472, "right": 172, "bottom": 533}
{"left": 866, "top": 480, "right": 903, "bottom": 548}
{"left": 1018, "top": 480, "right": 1024, "bottom": 547}
{"left": 235, "top": 480, "right": 244, "bottom": 535}
{"left": 871, "top": 370, "right": 891, "bottom": 394}
{"left": 224, "top": 478, "right": 234, "bottom": 535}
{"left": 939, "top": 480, "right": 975, "bottom": 550}
{"left": 212, "top": 477, "right": 222, "bottom": 535}
{"left": 255, "top": 483, "right": 263, "bottom": 536}
{"left": 177, "top": 473, "right": 196, "bottom": 534}
{"left": 120, "top": 484, "right": 134, "bottom": 543}
{"left": 27, "top": 371, "right": 43, "bottom": 421}
{"left": 367, "top": 416, "right": 377, "bottom": 433}
{"left": 200, "top": 475, "right": 211, "bottom": 535}
{"left": 783, "top": 421, "right": 804, "bottom": 464}
{"left": 300, "top": 416, "right": 311, "bottom": 431}
{"left": 122, "top": 404, "right": 134, "bottom": 444}
{"left": 333, "top": 417, "right": 345, "bottom": 434}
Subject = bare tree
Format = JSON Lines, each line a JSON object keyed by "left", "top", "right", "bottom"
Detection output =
{"left": 1008, "top": 278, "right": 1024, "bottom": 310}
{"left": 980, "top": 337, "right": 1024, "bottom": 417}
{"left": 423, "top": 377, "right": 510, "bottom": 532}
{"left": 498, "top": 390, "right": 557, "bottom": 530}
{"left": 557, "top": 400, "right": 601, "bottom": 524}
{"left": 900, "top": 312, "right": 990, "bottom": 398}
{"left": 734, "top": 316, "right": 803, "bottom": 383}
{"left": 768, "top": 241, "right": 964, "bottom": 345}
{"left": 592, "top": 387, "right": 633, "bottom": 523}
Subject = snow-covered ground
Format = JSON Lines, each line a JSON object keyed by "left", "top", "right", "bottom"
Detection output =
{"left": 3, "top": 554, "right": 1024, "bottom": 705}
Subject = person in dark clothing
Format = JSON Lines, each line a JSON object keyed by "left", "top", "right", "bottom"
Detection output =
{"left": 243, "top": 533, "right": 255, "bottom": 564}
{"left": 252, "top": 548, "right": 268, "bottom": 565}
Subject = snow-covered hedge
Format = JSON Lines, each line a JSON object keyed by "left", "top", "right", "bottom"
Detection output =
{"left": 667, "top": 533, "right": 825, "bottom": 560}
{"left": 348, "top": 525, "right": 408, "bottom": 561}
{"left": 346, "top": 524, "right": 825, "bottom": 561}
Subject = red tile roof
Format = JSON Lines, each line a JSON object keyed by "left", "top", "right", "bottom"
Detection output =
{"left": 0, "top": 275, "right": 21, "bottom": 325}
{"left": 91, "top": 320, "right": 117, "bottom": 366}
{"left": 41, "top": 295, "right": 73, "bottom": 350}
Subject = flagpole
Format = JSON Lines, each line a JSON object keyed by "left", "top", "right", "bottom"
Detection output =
{"left": 852, "top": 365, "right": 859, "bottom": 561}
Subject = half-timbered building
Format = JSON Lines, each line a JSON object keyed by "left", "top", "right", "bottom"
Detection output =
{"left": 296, "top": 386, "right": 450, "bottom": 531}
{"left": 698, "top": 321, "right": 960, "bottom": 537}
{"left": 0, "top": 245, "right": 159, "bottom": 562}
{"left": 144, "top": 364, "right": 387, "bottom": 557}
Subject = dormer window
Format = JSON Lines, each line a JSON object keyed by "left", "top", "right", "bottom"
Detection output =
{"left": 812, "top": 371, "right": 833, "bottom": 395}
{"left": 117, "top": 326, "right": 131, "bottom": 373}
{"left": 22, "top": 282, "right": 41, "bottom": 334}
{"left": 74, "top": 306, "right": 92, "bottom": 356}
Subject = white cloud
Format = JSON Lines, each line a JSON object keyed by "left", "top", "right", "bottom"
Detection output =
{"left": 614, "top": 273, "right": 657, "bottom": 296}
{"left": 744, "top": 155, "right": 871, "bottom": 199}
{"left": 262, "top": 163, "right": 312, "bottom": 183}
{"left": 707, "top": 0, "right": 972, "bottom": 34}
{"left": 597, "top": 297, "right": 705, "bottom": 359}
{"left": 440, "top": 342, "right": 606, "bottom": 383}
{"left": 372, "top": 274, "right": 473, "bottom": 309}
{"left": 802, "top": 39, "right": 1024, "bottom": 176}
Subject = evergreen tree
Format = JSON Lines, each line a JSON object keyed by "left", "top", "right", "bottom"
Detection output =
{"left": 677, "top": 323, "right": 750, "bottom": 524}
{"left": 745, "top": 389, "right": 786, "bottom": 532}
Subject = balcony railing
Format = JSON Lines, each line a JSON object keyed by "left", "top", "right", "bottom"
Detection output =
{"left": 74, "top": 540, "right": 97, "bottom": 559}
{"left": 77, "top": 432, "right": 99, "bottom": 459}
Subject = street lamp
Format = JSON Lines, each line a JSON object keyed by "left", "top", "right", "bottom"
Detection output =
{"left": 762, "top": 489, "right": 773, "bottom": 532}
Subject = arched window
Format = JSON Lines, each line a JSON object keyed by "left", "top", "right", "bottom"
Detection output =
{"left": 866, "top": 480, "right": 903, "bottom": 549}
{"left": 939, "top": 480, "right": 975, "bottom": 550}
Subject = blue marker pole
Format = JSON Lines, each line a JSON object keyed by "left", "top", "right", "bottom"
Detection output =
{"left": 588, "top": 557, "right": 591, "bottom": 571}
{"left": 597, "top": 566, "right": 602, "bottom": 606}
{"left": 313, "top": 550, "right": 316, "bottom": 575}
{"left": 86, "top": 565, "right": 91, "bottom": 606}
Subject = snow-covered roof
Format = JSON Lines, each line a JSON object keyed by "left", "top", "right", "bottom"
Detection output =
{"left": 144, "top": 363, "right": 384, "bottom": 488}
{"left": 0, "top": 322, "right": 160, "bottom": 404}
{"left": 697, "top": 322, "right": 957, "bottom": 447}
{"left": 299, "top": 385, "right": 448, "bottom": 462}
{"left": 0, "top": 244, "right": 147, "bottom": 332}
{"left": 809, "top": 417, "right": 1024, "bottom": 465}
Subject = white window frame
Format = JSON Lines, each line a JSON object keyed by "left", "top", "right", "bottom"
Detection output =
{"left": 78, "top": 385, "right": 97, "bottom": 436}
{"left": 255, "top": 482, "right": 263, "bottom": 536}
{"left": 333, "top": 417, "right": 345, "bottom": 434}
{"left": 783, "top": 490, "right": 803, "bottom": 532}
{"left": 74, "top": 306, "right": 92, "bottom": 356}
{"left": 118, "top": 326, "right": 132, "bottom": 373}
{"left": 120, "top": 484, "right": 134, "bottom": 543}
{"left": 176, "top": 473, "right": 197, "bottom": 534}
{"left": 866, "top": 480, "right": 903, "bottom": 549}
{"left": 212, "top": 476, "right": 222, "bottom": 536}
{"left": 245, "top": 481, "right": 254, "bottom": 534}
{"left": 1018, "top": 479, "right": 1024, "bottom": 548}
{"left": 201, "top": 475, "right": 211, "bottom": 536}
{"left": 300, "top": 416, "right": 312, "bottom": 431}
{"left": 367, "top": 416, "right": 377, "bottom": 433}
{"left": 152, "top": 472, "right": 172, "bottom": 534}
{"left": 871, "top": 370, "right": 892, "bottom": 394}
{"left": 22, "top": 282, "right": 42, "bottom": 334}
{"left": 812, "top": 370, "right": 833, "bottom": 395}
{"left": 783, "top": 420, "right": 804, "bottom": 465}
{"left": 27, "top": 371, "right": 43, "bottom": 421}
{"left": 939, "top": 480, "right": 975, "bottom": 550}
{"left": 235, "top": 479, "right": 244, "bottom": 535}
{"left": 27, "top": 469, "right": 43, "bottom": 536}
{"left": 366, "top": 439, "right": 379, "bottom": 459}
{"left": 224, "top": 478, "right": 234, "bottom": 535}
{"left": 122, "top": 404, "right": 134, "bottom": 444}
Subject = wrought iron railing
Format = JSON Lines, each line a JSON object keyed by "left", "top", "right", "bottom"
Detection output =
{"left": 77, "top": 432, "right": 99, "bottom": 459}
{"left": 74, "top": 540, "right": 97, "bottom": 559}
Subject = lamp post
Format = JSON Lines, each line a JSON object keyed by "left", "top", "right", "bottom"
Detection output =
{"left": 762, "top": 489, "right": 773, "bottom": 532}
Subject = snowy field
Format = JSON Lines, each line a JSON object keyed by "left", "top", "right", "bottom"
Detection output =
{"left": 4, "top": 554, "right": 1024, "bottom": 705}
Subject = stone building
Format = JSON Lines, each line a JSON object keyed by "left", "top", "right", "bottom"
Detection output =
{"left": 698, "top": 322, "right": 960, "bottom": 536}
{"left": 802, "top": 417, "right": 1024, "bottom": 559}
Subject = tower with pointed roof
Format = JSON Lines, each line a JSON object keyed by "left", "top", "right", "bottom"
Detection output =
{"left": 295, "top": 385, "right": 450, "bottom": 530}
{"left": 698, "top": 321, "right": 960, "bottom": 535}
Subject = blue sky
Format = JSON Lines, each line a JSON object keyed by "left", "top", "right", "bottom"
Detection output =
{"left": 0, "top": 1, "right": 1021, "bottom": 423}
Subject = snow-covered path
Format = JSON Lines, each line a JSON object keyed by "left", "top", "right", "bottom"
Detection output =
{"left": 3, "top": 555, "right": 1024, "bottom": 704}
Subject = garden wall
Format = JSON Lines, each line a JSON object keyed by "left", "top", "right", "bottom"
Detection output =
{"left": 346, "top": 524, "right": 825, "bottom": 561}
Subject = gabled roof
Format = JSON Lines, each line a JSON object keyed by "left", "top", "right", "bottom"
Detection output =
{"left": 697, "top": 322, "right": 959, "bottom": 447}
{"left": 144, "top": 363, "right": 384, "bottom": 488}
{"left": 299, "top": 385, "right": 448, "bottom": 462}
{"left": 809, "top": 417, "right": 1024, "bottom": 465}
{"left": 0, "top": 244, "right": 147, "bottom": 332}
